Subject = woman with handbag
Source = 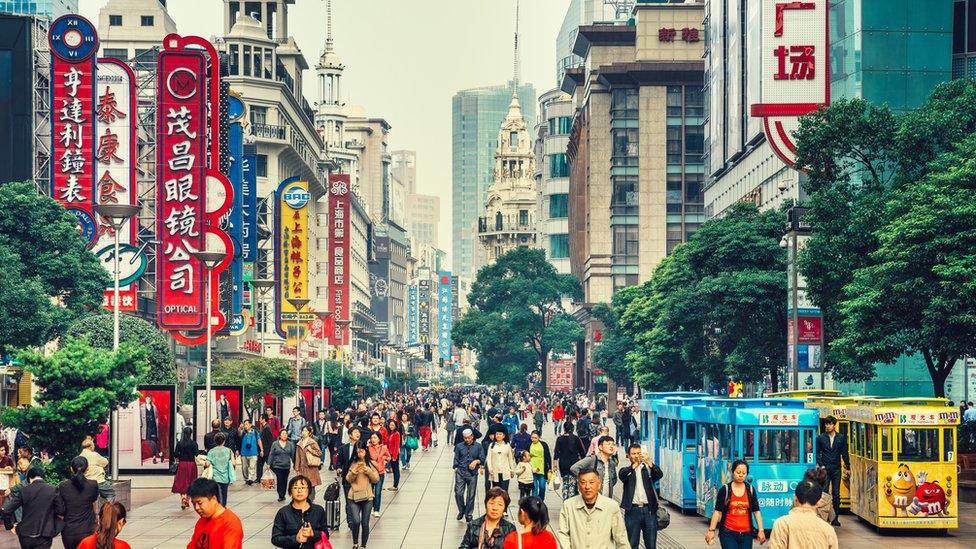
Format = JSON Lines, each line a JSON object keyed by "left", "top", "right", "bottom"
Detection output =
{"left": 171, "top": 426, "right": 199, "bottom": 509}
{"left": 344, "top": 443, "right": 380, "bottom": 549}
{"left": 366, "top": 432, "right": 390, "bottom": 517}
{"left": 269, "top": 430, "right": 296, "bottom": 502}
{"left": 271, "top": 474, "right": 330, "bottom": 549}
{"left": 296, "top": 426, "right": 323, "bottom": 502}
{"left": 385, "top": 419, "right": 401, "bottom": 492}
{"left": 207, "top": 432, "right": 235, "bottom": 507}
{"left": 400, "top": 412, "right": 416, "bottom": 471}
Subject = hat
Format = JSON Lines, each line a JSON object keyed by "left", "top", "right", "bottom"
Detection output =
{"left": 462, "top": 428, "right": 473, "bottom": 437}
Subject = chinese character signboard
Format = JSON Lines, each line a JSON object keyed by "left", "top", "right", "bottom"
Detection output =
{"left": 50, "top": 15, "right": 99, "bottom": 245}
{"left": 418, "top": 277, "right": 431, "bottom": 344}
{"left": 94, "top": 58, "right": 138, "bottom": 312}
{"left": 241, "top": 154, "right": 257, "bottom": 262}
{"left": 407, "top": 284, "right": 419, "bottom": 346}
{"left": 156, "top": 48, "right": 207, "bottom": 330}
{"left": 437, "top": 272, "right": 453, "bottom": 363}
{"left": 749, "top": 1, "right": 828, "bottom": 167}
{"left": 369, "top": 235, "right": 390, "bottom": 341}
{"left": 548, "top": 359, "right": 574, "bottom": 393}
{"left": 226, "top": 93, "right": 245, "bottom": 321}
{"left": 275, "top": 178, "right": 311, "bottom": 345}
{"left": 658, "top": 27, "right": 700, "bottom": 42}
{"left": 327, "top": 174, "right": 351, "bottom": 346}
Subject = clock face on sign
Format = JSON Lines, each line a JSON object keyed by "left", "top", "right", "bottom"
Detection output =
{"left": 49, "top": 15, "right": 99, "bottom": 62}
{"left": 167, "top": 68, "right": 199, "bottom": 100}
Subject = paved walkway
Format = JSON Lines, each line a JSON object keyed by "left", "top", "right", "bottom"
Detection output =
{"left": 1, "top": 422, "right": 974, "bottom": 547}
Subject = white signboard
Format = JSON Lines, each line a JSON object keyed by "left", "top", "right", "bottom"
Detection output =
{"left": 750, "top": 1, "right": 829, "bottom": 167}
{"left": 759, "top": 412, "right": 800, "bottom": 426}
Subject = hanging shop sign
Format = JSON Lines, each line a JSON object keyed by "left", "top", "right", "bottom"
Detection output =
{"left": 95, "top": 58, "right": 138, "bottom": 312}
{"left": 327, "top": 174, "right": 351, "bottom": 346}
{"left": 418, "top": 277, "right": 431, "bottom": 344}
{"left": 407, "top": 284, "right": 419, "bottom": 346}
{"left": 437, "top": 272, "right": 453, "bottom": 362}
{"left": 275, "top": 178, "right": 312, "bottom": 345}
{"left": 749, "top": 1, "right": 829, "bottom": 167}
{"left": 50, "top": 14, "right": 99, "bottom": 246}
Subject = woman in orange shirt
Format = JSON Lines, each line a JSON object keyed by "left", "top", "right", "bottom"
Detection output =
{"left": 704, "top": 460, "right": 766, "bottom": 548}
{"left": 503, "top": 496, "right": 557, "bottom": 549}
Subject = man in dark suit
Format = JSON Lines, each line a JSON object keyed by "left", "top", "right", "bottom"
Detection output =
{"left": 2, "top": 466, "right": 64, "bottom": 548}
{"left": 816, "top": 415, "right": 850, "bottom": 526}
{"left": 617, "top": 443, "right": 664, "bottom": 549}
{"left": 335, "top": 426, "right": 363, "bottom": 528}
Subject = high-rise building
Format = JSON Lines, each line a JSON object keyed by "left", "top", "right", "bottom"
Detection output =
{"left": 563, "top": 0, "right": 705, "bottom": 391}
{"left": 452, "top": 83, "right": 535, "bottom": 281}
{"left": 477, "top": 92, "right": 538, "bottom": 265}
{"left": 0, "top": 0, "right": 76, "bottom": 19}
{"left": 704, "top": 0, "right": 954, "bottom": 217}
{"left": 555, "top": 0, "right": 635, "bottom": 85}
{"left": 535, "top": 89, "right": 573, "bottom": 274}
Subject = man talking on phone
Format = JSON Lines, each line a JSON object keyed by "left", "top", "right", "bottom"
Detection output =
{"left": 617, "top": 443, "right": 664, "bottom": 549}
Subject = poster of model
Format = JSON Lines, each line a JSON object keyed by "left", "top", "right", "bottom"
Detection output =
{"left": 117, "top": 385, "right": 176, "bottom": 472}
{"left": 192, "top": 386, "right": 244, "bottom": 448}
{"left": 281, "top": 387, "right": 331, "bottom": 421}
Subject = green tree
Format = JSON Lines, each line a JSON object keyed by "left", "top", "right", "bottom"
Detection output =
{"left": 66, "top": 313, "right": 175, "bottom": 384}
{"left": 591, "top": 288, "right": 641, "bottom": 385}
{"left": 832, "top": 137, "right": 976, "bottom": 397}
{"left": 794, "top": 80, "right": 976, "bottom": 384}
{"left": 0, "top": 182, "right": 109, "bottom": 353}
{"left": 309, "top": 360, "right": 381, "bottom": 410}
{"left": 2, "top": 339, "right": 147, "bottom": 475}
{"left": 211, "top": 357, "right": 297, "bottom": 416}
{"left": 454, "top": 248, "right": 583, "bottom": 385}
{"left": 619, "top": 203, "right": 787, "bottom": 390}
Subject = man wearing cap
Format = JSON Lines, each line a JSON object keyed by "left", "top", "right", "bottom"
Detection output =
{"left": 453, "top": 429, "right": 485, "bottom": 522}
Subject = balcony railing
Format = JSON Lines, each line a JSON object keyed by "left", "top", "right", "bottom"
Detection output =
{"left": 478, "top": 216, "right": 535, "bottom": 234}
{"left": 252, "top": 123, "right": 286, "bottom": 140}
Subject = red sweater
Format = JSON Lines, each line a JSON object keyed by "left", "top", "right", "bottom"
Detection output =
{"left": 387, "top": 431, "right": 401, "bottom": 460}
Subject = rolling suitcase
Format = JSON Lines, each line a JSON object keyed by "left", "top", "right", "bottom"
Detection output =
{"left": 324, "top": 499, "right": 341, "bottom": 531}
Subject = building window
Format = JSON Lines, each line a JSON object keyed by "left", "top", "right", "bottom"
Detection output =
{"left": 250, "top": 106, "right": 267, "bottom": 126}
{"left": 667, "top": 126, "right": 683, "bottom": 165}
{"left": 510, "top": 131, "right": 518, "bottom": 148}
{"left": 254, "top": 47, "right": 263, "bottom": 79}
{"left": 612, "top": 177, "right": 638, "bottom": 216}
{"left": 141, "top": 15, "right": 154, "bottom": 26}
{"left": 549, "top": 153, "right": 569, "bottom": 178}
{"left": 685, "top": 126, "right": 704, "bottom": 164}
{"left": 243, "top": 45, "right": 252, "bottom": 76}
{"left": 495, "top": 211, "right": 503, "bottom": 230}
{"left": 518, "top": 210, "right": 529, "bottom": 226}
{"left": 103, "top": 48, "right": 128, "bottom": 62}
{"left": 256, "top": 154, "right": 268, "bottom": 178}
{"left": 109, "top": 15, "right": 122, "bottom": 26}
{"left": 685, "top": 86, "right": 704, "bottom": 117}
{"left": 685, "top": 174, "right": 704, "bottom": 204}
{"left": 549, "top": 194, "right": 569, "bottom": 218}
{"left": 611, "top": 88, "right": 638, "bottom": 119}
{"left": 548, "top": 116, "right": 572, "bottom": 135}
{"left": 613, "top": 274, "right": 639, "bottom": 292}
{"left": 550, "top": 234, "right": 569, "bottom": 258}
{"left": 612, "top": 128, "right": 638, "bottom": 166}
{"left": 613, "top": 225, "right": 639, "bottom": 259}
{"left": 228, "top": 44, "right": 239, "bottom": 75}
{"left": 667, "top": 86, "right": 683, "bottom": 116}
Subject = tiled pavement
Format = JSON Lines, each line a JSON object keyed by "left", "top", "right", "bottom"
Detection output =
{"left": 0, "top": 423, "right": 973, "bottom": 547}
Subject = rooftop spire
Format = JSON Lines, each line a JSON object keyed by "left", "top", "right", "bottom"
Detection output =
{"left": 325, "top": 0, "right": 334, "bottom": 53}
{"left": 513, "top": 0, "right": 520, "bottom": 93}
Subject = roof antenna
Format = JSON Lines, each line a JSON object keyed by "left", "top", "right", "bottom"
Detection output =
{"left": 513, "top": 0, "right": 520, "bottom": 93}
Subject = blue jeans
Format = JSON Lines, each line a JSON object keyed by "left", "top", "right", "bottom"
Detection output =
{"left": 373, "top": 474, "right": 385, "bottom": 512}
{"left": 401, "top": 445, "right": 411, "bottom": 467}
{"left": 719, "top": 528, "right": 753, "bottom": 549}
{"left": 624, "top": 506, "right": 658, "bottom": 549}
{"left": 532, "top": 473, "right": 546, "bottom": 499}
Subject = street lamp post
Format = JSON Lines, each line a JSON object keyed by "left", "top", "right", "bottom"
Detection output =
{"left": 314, "top": 311, "right": 331, "bottom": 415}
{"left": 191, "top": 250, "right": 227, "bottom": 427}
{"left": 287, "top": 298, "right": 310, "bottom": 401}
{"left": 250, "top": 279, "right": 275, "bottom": 357}
{"left": 94, "top": 203, "right": 140, "bottom": 482}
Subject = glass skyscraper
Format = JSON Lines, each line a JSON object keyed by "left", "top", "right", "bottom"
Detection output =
{"left": 452, "top": 83, "right": 535, "bottom": 282}
{"left": 0, "top": 0, "right": 77, "bottom": 19}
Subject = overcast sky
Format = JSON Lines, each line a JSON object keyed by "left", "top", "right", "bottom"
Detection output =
{"left": 79, "top": 0, "right": 571, "bottom": 267}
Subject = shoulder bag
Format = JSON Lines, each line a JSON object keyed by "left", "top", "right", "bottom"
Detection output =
{"left": 305, "top": 441, "right": 322, "bottom": 467}
{"left": 314, "top": 531, "right": 333, "bottom": 549}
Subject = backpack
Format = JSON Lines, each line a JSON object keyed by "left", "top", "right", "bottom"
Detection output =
{"left": 720, "top": 482, "right": 758, "bottom": 534}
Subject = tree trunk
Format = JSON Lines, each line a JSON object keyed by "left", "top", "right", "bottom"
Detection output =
{"left": 921, "top": 349, "right": 955, "bottom": 399}
{"left": 540, "top": 351, "right": 549, "bottom": 391}
{"left": 769, "top": 367, "right": 779, "bottom": 394}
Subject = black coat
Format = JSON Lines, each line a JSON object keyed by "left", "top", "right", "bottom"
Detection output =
{"left": 2, "top": 479, "right": 64, "bottom": 538}
{"left": 617, "top": 463, "right": 663, "bottom": 511}
{"left": 58, "top": 478, "right": 99, "bottom": 538}
{"left": 271, "top": 503, "right": 328, "bottom": 548}
{"left": 816, "top": 432, "right": 850, "bottom": 470}
{"left": 458, "top": 515, "right": 516, "bottom": 549}
{"left": 335, "top": 443, "right": 359, "bottom": 482}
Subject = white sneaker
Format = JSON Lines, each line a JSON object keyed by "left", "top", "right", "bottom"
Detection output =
{"left": 372, "top": 511, "right": 380, "bottom": 517}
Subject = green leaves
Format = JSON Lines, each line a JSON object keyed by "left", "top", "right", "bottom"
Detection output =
{"left": 212, "top": 357, "right": 299, "bottom": 403}
{"left": 0, "top": 182, "right": 109, "bottom": 352}
{"left": 454, "top": 248, "right": 582, "bottom": 386}
{"left": 66, "top": 313, "right": 176, "bottom": 384}
{"left": 308, "top": 360, "right": 381, "bottom": 410}
{"left": 2, "top": 338, "right": 148, "bottom": 471}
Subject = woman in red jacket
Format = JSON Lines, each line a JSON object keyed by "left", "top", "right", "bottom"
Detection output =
{"left": 551, "top": 403, "right": 565, "bottom": 437}
{"left": 385, "top": 418, "right": 401, "bottom": 491}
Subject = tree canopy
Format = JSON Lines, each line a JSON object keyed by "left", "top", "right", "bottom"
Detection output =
{"left": 453, "top": 248, "right": 582, "bottom": 386}
{"left": 0, "top": 182, "right": 109, "bottom": 353}
{"left": 212, "top": 357, "right": 298, "bottom": 405}
{"left": 2, "top": 339, "right": 147, "bottom": 474}
{"left": 609, "top": 203, "right": 786, "bottom": 390}
{"left": 66, "top": 313, "right": 176, "bottom": 384}
{"left": 309, "top": 360, "right": 382, "bottom": 410}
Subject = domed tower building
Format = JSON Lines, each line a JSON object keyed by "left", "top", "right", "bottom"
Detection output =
{"left": 477, "top": 1, "right": 540, "bottom": 266}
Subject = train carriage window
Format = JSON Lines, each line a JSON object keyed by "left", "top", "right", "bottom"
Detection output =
{"left": 671, "top": 419, "right": 680, "bottom": 450}
{"left": 758, "top": 429, "right": 799, "bottom": 463}
{"left": 881, "top": 427, "right": 894, "bottom": 461}
{"left": 658, "top": 418, "right": 667, "bottom": 448}
{"left": 802, "top": 429, "right": 815, "bottom": 463}
{"left": 943, "top": 428, "right": 955, "bottom": 462}
{"left": 898, "top": 428, "right": 939, "bottom": 462}
{"left": 857, "top": 423, "right": 866, "bottom": 458}
{"left": 744, "top": 429, "right": 755, "bottom": 461}
{"left": 864, "top": 424, "right": 876, "bottom": 460}
{"left": 723, "top": 425, "right": 733, "bottom": 459}
{"left": 838, "top": 421, "right": 849, "bottom": 437}
{"left": 685, "top": 423, "right": 696, "bottom": 452}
